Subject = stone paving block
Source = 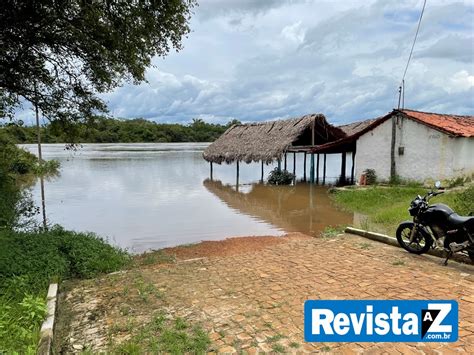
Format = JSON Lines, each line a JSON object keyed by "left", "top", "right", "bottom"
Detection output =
{"left": 60, "top": 234, "right": 474, "bottom": 353}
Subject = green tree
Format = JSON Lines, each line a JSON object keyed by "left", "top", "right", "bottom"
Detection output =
{"left": 0, "top": 0, "right": 196, "bottom": 127}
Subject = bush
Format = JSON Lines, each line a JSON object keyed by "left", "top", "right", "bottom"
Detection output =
{"left": 453, "top": 185, "right": 474, "bottom": 216}
{"left": 0, "top": 226, "right": 129, "bottom": 353}
{"left": 363, "top": 169, "right": 377, "bottom": 185}
{"left": 0, "top": 291, "right": 47, "bottom": 353}
{"left": 0, "top": 226, "right": 130, "bottom": 295}
{"left": 0, "top": 131, "right": 59, "bottom": 229}
{"left": 267, "top": 168, "right": 295, "bottom": 185}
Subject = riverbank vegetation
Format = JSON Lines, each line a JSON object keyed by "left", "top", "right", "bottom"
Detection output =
{"left": 331, "top": 184, "right": 474, "bottom": 235}
{"left": 0, "top": 135, "right": 129, "bottom": 353}
{"left": 1, "top": 117, "right": 240, "bottom": 144}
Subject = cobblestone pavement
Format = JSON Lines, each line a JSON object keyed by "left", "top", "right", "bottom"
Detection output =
{"left": 58, "top": 233, "right": 474, "bottom": 354}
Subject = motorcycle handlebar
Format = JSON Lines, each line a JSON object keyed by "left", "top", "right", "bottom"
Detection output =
{"left": 424, "top": 190, "right": 444, "bottom": 200}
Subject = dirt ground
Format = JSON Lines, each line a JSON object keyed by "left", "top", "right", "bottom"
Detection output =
{"left": 55, "top": 233, "right": 474, "bottom": 354}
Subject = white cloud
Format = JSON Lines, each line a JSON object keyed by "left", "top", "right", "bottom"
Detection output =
{"left": 281, "top": 21, "right": 305, "bottom": 44}
{"left": 98, "top": 0, "right": 474, "bottom": 124}
{"left": 447, "top": 70, "right": 474, "bottom": 93}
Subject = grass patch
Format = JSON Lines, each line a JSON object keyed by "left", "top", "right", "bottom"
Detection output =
{"left": 0, "top": 226, "right": 129, "bottom": 353}
{"left": 232, "top": 339, "right": 242, "bottom": 351}
{"left": 135, "top": 251, "right": 176, "bottom": 266}
{"left": 134, "top": 278, "right": 162, "bottom": 303}
{"left": 111, "top": 313, "right": 210, "bottom": 354}
{"left": 331, "top": 185, "right": 473, "bottom": 236}
{"left": 359, "top": 242, "right": 372, "bottom": 250}
{"left": 392, "top": 259, "right": 406, "bottom": 266}
{"left": 263, "top": 322, "right": 273, "bottom": 329}
{"left": 320, "top": 225, "right": 346, "bottom": 238}
{"left": 267, "top": 334, "right": 285, "bottom": 343}
{"left": 289, "top": 341, "right": 300, "bottom": 348}
{"left": 271, "top": 344, "right": 286, "bottom": 353}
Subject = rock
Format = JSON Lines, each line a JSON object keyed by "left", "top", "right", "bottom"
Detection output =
{"left": 218, "top": 346, "right": 237, "bottom": 354}
{"left": 72, "top": 344, "right": 83, "bottom": 350}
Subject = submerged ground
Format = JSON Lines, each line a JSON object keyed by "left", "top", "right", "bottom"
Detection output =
{"left": 55, "top": 232, "right": 474, "bottom": 354}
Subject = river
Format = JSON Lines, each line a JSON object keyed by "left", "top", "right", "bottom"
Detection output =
{"left": 22, "top": 143, "right": 353, "bottom": 253}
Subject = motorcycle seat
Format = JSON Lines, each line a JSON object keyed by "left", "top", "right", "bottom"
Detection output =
{"left": 448, "top": 213, "right": 474, "bottom": 227}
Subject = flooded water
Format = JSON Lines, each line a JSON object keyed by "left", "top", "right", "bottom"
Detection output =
{"left": 23, "top": 143, "right": 353, "bottom": 253}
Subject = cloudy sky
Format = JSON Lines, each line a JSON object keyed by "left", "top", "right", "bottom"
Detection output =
{"left": 75, "top": 0, "right": 474, "bottom": 124}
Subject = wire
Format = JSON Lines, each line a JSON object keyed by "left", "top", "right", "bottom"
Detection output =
{"left": 401, "top": 0, "right": 427, "bottom": 83}
{"left": 398, "top": 0, "right": 427, "bottom": 108}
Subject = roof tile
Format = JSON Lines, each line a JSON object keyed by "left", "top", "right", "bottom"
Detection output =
{"left": 401, "top": 109, "right": 474, "bottom": 137}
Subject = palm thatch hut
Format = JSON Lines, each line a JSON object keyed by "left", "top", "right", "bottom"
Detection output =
{"left": 203, "top": 114, "right": 346, "bottom": 184}
{"left": 203, "top": 114, "right": 344, "bottom": 164}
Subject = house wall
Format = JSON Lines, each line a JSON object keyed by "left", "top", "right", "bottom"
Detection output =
{"left": 355, "top": 119, "right": 392, "bottom": 181}
{"left": 355, "top": 116, "right": 474, "bottom": 182}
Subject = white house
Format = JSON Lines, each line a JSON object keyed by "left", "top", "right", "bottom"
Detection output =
{"left": 352, "top": 109, "right": 474, "bottom": 182}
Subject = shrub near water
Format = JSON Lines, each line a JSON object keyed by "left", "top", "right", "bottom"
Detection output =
{"left": 0, "top": 226, "right": 130, "bottom": 291}
{"left": 267, "top": 168, "right": 295, "bottom": 185}
{"left": 0, "top": 226, "right": 129, "bottom": 353}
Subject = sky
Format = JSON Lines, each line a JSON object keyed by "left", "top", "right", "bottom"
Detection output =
{"left": 29, "top": 0, "right": 474, "bottom": 125}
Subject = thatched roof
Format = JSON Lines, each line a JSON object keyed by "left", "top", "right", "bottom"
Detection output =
{"left": 203, "top": 114, "right": 346, "bottom": 164}
{"left": 339, "top": 118, "right": 379, "bottom": 136}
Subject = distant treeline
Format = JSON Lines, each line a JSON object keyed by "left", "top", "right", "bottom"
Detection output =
{"left": 1, "top": 117, "right": 241, "bottom": 144}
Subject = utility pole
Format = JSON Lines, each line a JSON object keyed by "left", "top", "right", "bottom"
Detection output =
{"left": 34, "top": 83, "right": 47, "bottom": 229}
{"left": 392, "top": 84, "right": 403, "bottom": 181}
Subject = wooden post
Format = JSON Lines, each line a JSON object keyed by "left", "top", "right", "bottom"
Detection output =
{"left": 309, "top": 183, "right": 313, "bottom": 233}
{"left": 236, "top": 161, "right": 240, "bottom": 190}
{"left": 351, "top": 149, "right": 356, "bottom": 185}
{"left": 261, "top": 161, "right": 264, "bottom": 183}
{"left": 210, "top": 162, "right": 213, "bottom": 180}
{"left": 284, "top": 153, "right": 287, "bottom": 170}
{"left": 340, "top": 152, "right": 347, "bottom": 186}
{"left": 316, "top": 154, "right": 320, "bottom": 184}
{"left": 303, "top": 152, "right": 307, "bottom": 181}
{"left": 277, "top": 159, "right": 281, "bottom": 171}
{"left": 322, "top": 154, "right": 327, "bottom": 185}
{"left": 35, "top": 84, "right": 47, "bottom": 230}
{"left": 293, "top": 152, "right": 296, "bottom": 184}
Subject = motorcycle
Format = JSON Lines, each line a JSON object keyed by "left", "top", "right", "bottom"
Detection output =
{"left": 396, "top": 181, "right": 474, "bottom": 265}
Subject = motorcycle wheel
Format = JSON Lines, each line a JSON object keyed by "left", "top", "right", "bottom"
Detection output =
{"left": 396, "top": 223, "right": 432, "bottom": 254}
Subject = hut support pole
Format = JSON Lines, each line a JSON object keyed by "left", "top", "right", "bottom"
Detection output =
{"left": 284, "top": 153, "right": 287, "bottom": 170}
{"left": 310, "top": 117, "right": 316, "bottom": 184}
{"left": 316, "top": 154, "right": 320, "bottom": 184}
{"left": 210, "top": 162, "right": 213, "bottom": 180}
{"left": 293, "top": 152, "right": 296, "bottom": 184}
{"left": 351, "top": 149, "right": 356, "bottom": 185}
{"left": 323, "top": 154, "right": 327, "bottom": 185}
{"left": 236, "top": 161, "right": 240, "bottom": 190}
{"left": 340, "top": 152, "right": 347, "bottom": 186}
{"left": 303, "top": 152, "right": 307, "bottom": 181}
{"left": 277, "top": 159, "right": 281, "bottom": 171}
{"left": 261, "top": 161, "right": 264, "bottom": 183}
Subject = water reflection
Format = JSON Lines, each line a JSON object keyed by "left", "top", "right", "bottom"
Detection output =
{"left": 203, "top": 180, "right": 353, "bottom": 236}
{"left": 22, "top": 143, "right": 353, "bottom": 253}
